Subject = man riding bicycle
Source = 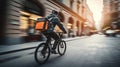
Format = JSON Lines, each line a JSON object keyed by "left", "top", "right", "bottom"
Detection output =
{"left": 42, "top": 10, "right": 67, "bottom": 54}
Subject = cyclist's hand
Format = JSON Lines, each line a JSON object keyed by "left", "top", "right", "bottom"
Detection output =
{"left": 64, "top": 31, "right": 67, "bottom": 34}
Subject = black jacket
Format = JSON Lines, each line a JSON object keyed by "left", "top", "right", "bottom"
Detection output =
{"left": 44, "top": 14, "right": 67, "bottom": 33}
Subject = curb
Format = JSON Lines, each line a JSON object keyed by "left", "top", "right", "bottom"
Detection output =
{"left": 0, "top": 47, "right": 36, "bottom": 55}
{"left": 0, "top": 36, "right": 86, "bottom": 55}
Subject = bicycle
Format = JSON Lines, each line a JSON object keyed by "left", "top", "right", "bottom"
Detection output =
{"left": 34, "top": 32, "right": 67, "bottom": 64}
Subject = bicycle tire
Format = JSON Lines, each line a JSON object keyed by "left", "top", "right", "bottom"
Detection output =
{"left": 57, "top": 40, "right": 66, "bottom": 56}
{"left": 34, "top": 43, "right": 50, "bottom": 64}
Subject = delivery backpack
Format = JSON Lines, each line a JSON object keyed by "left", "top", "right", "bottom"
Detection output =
{"left": 35, "top": 18, "right": 49, "bottom": 31}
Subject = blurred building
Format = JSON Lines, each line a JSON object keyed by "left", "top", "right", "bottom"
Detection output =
{"left": 101, "top": 0, "right": 120, "bottom": 30}
{"left": 82, "top": 3, "right": 96, "bottom": 35}
{"left": 0, "top": 0, "right": 94, "bottom": 45}
{"left": 101, "top": 0, "right": 111, "bottom": 30}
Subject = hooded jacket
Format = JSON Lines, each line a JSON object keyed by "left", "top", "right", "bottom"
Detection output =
{"left": 43, "top": 13, "right": 67, "bottom": 33}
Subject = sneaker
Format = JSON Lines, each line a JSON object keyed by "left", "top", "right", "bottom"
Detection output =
{"left": 51, "top": 49, "right": 58, "bottom": 54}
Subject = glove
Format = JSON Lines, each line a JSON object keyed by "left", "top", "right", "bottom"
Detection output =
{"left": 64, "top": 31, "right": 67, "bottom": 34}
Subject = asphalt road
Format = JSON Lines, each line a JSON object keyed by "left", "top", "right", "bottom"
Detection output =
{"left": 0, "top": 34, "right": 120, "bottom": 67}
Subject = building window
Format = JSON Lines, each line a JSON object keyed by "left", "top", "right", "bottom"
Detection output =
{"left": 77, "top": 0, "right": 81, "bottom": 4}
{"left": 70, "top": 0, "right": 74, "bottom": 9}
{"left": 82, "top": 6, "right": 84, "bottom": 16}
{"left": 118, "top": 0, "right": 120, "bottom": 2}
{"left": 77, "top": 4, "right": 80, "bottom": 13}
{"left": 80, "top": 0, "right": 83, "bottom": 2}
{"left": 77, "top": 0, "right": 80, "bottom": 13}
{"left": 58, "top": 0, "right": 63, "bottom": 3}
{"left": 118, "top": 7, "right": 120, "bottom": 11}
{"left": 118, "top": 3, "right": 120, "bottom": 6}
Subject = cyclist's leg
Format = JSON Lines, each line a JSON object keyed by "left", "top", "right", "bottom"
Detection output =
{"left": 50, "top": 32, "right": 60, "bottom": 50}
{"left": 42, "top": 33, "right": 51, "bottom": 51}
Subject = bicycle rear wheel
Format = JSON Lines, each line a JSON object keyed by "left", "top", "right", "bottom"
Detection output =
{"left": 58, "top": 40, "right": 66, "bottom": 56}
{"left": 34, "top": 43, "right": 50, "bottom": 64}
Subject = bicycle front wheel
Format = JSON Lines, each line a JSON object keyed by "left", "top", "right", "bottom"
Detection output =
{"left": 34, "top": 43, "right": 50, "bottom": 64}
{"left": 58, "top": 40, "right": 66, "bottom": 56}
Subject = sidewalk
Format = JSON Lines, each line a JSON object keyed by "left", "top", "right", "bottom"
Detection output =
{"left": 0, "top": 36, "right": 87, "bottom": 55}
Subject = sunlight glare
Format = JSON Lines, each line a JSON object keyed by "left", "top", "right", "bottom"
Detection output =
{"left": 87, "top": 0, "right": 103, "bottom": 30}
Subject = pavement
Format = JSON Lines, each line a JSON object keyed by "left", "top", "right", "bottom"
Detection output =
{"left": 116, "top": 34, "right": 120, "bottom": 37}
{"left": 0, "top": 36, "right": 87, "bottom": 55}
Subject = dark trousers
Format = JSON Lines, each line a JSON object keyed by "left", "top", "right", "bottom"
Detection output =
{"left": 43, "top": 32, "right": 60, "bottom": 50}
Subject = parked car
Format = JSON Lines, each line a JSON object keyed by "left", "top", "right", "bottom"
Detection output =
{"left": 104, "top": 29, "right": 120, "bottom": 37}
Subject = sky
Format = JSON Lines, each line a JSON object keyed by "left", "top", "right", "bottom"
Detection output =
{"left": 87, "top": 0, "right": 103, "bottom": 30}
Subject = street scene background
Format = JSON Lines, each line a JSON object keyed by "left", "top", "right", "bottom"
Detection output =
{"left": 0, "top": 0, "right": 120, "bottom": 67}
{"left": 0, "top": 34, "right": 120, "bottom": 67}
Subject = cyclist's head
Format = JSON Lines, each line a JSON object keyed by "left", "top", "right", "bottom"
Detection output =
{"left": 52, "top": 10, "right": 58, "bottom": 15}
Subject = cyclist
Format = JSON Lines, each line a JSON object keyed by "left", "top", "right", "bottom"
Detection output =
{"left": 42, "top": 10, "right": 67, "bottom": 54}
